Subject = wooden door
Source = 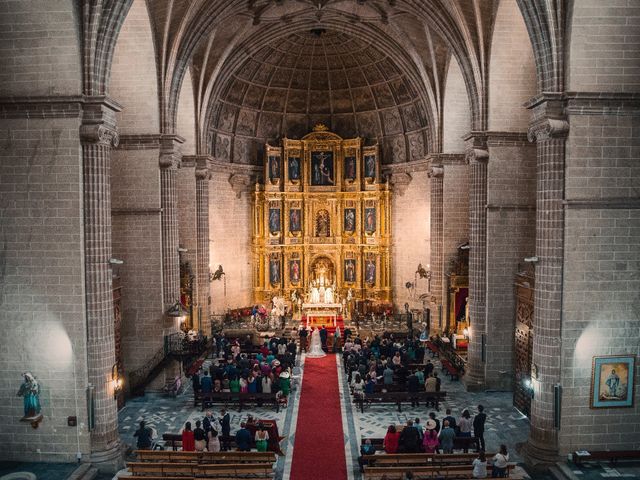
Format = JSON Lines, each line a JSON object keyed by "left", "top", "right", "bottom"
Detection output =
{"left": 513, "top": 267, "right": 534, "bottom": 416}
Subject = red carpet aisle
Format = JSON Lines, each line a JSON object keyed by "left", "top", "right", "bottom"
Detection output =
{"left": 289, "top": 354, "right": 348, "bottom": 480}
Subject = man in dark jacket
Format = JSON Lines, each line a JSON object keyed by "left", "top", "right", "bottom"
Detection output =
{"left": 235, "top": 422, "right": 253, "bottom": 451}
{"left": 407, "top": 373, "right": 420, "bottom": 407}
{"left": 298, "top": 327, "right": 308, "bottom": 352}
{"left": 473, "top": 404, "right": 487, "bottom": 451}
{"left": 399, "top": 420, "right": 422, "bottom": 453}
{"left": 219, "top": 409, "right": 231, "bottom": 451}
{"left": 320, "top": 326, "right": 328, "bottom": 349}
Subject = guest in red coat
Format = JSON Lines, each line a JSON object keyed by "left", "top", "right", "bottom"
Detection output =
{"left": 182, "top": 421, "right": 195, "bottom": 451}
{"left": 383, "top": 425, "right": 401, "bottom": 453}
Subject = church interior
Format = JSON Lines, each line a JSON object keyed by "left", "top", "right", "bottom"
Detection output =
{"left": 0, "top": 0, "right": 639, "bottom": 479}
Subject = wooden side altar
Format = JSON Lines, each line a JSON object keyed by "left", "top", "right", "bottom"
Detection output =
{"left": 252, "top": 125, "right": 392, "bottom": 311}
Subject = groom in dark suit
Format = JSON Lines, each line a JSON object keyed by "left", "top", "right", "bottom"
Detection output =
{"left": 320, "top": 326, "right": 328, "bottom": 350}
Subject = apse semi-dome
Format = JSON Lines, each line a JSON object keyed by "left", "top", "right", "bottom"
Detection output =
{"left": 209, "top": 29, "right": 431, "bottom": 165}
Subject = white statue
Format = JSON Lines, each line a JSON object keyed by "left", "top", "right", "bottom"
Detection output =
{"left": 347, "top": 288, "right": 353, "bottom": 302}
{"left": 310, "top": 285, "right": 320, "bottom": 304}
{"left": 325, "top": 286, "right": 334, "bottom": 304}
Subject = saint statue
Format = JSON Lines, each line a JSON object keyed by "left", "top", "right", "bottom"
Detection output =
{"left": 325, "top": 286, "right": 334, "bottom": 304}
{"left": 17, "top": 372, "right": 42, "bottom": 423}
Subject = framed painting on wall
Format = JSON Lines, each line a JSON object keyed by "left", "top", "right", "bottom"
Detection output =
{"left": 591, "top": 355, "right": 635, "bottom": 408}
{"left": 288, "top": 156, "right": 301, "bottom": 181}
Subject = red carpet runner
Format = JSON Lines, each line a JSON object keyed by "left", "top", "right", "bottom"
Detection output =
{"left": 290, "top": 354, "right": 347, "bottom": 480}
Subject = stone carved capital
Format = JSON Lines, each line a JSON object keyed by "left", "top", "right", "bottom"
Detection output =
{"left": 159, "top": 134, "right": 185, "bottom": 169}
{"left": 80, "top": 123, "right": 119, "bottom": 147}
{"left": 427, "top": 165, "right": 444, "bottom": 179}
{"left": 465, "top": 148, "right": 489, "bottom": 165}
{"left": 527, "top": 118, "right": 570, "bottom": 143}
{"left": 388, "top": 172, "right": 412, "bottom": 196}
{"left": 229, "top": 173, "right": 252, "bottom": 198}
{"left": 195, "top": 167, "right": 211, "bottom": 181}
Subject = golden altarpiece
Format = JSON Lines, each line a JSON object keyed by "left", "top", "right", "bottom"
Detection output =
{"left": 252, "top": 125, "right": 391, "bottom": 317}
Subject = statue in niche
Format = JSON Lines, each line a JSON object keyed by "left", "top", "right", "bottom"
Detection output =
{"left": 315, "top": 209, "right": 330, "bottom": 237}
{"left": 17, "top": 372, "right": 43, "bottom": 428}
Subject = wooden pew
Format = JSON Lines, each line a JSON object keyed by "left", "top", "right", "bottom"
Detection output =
{"left": 161, "top": 433, "right": 238, "bottom": 451}
{"left": 363, "top": 463, "right": 514, "bottom": 479}
{"left": 361, "top": 436, "right": 480, "bottom": 454}
{"left": 572, "top": 450, "right": 640, "bottom": 466}
{"left": 127, "top": 461, "right": 274, "bottom": 478}
{"left": 361, "top": 452, "right": 495, "bottom": 467}
{"left": 357, "top": 391, "right": 446, "bottom": 413}
{"left": 135, "top": 450, "right": 276, "bottom": 464}
{"left": 193, "top": 392, "right": 279, "bottom": 412}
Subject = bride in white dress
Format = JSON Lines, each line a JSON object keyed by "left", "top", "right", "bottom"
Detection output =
{"left": 306, "top": 327, "right": 326, "bottom": 358}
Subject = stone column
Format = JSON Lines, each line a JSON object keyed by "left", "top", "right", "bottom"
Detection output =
{"left": 525, "top": 95, "right": 568, "bottom": 464}
{"left": 428, "top": 162, "right": 444, "bottom": 331}
{"left": 80, "top": 96, "right": 123, "bottom": 470}
{"left": 196, "top": 157, "right": 211, "bottom": 334}
{"left": 159, "top": 135, "right": 184, "bottom": 310}
{"left": 464, "top": 133, "right": 489, "bottom": 391}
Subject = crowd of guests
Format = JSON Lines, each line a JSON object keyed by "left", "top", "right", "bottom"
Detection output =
{"left": 343, "top": 332, "right": 443, "bottom": 401}
{"left": 191, "top": 333, "right": 296, "bottom": 402}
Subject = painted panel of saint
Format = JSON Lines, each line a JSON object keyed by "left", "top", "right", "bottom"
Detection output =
{"left": 268, "top": 156, "right": 280, "bottom": 181}
{"left": 344, "top": 259, "right": 356, "bottom": 283}
{"left": 364, "top": 154, "right": 376, "bottom": 179}
{"left": 365, "top": 258, "right": 376, "bottom": 284}
{"left": 343, "top": 208, "right": 356, "bottom": 232}
{"left": 364, "top": 207, "right": 376, "bottom": 233}
{"left": 344, "top": 156, "right": 357, "bottom": 181}
{"left": 269, "top": 208, "right": 281, "bottom": 234}
{"left": 289, "top": 208, "right": 301, "bottom": 233}
{"left": 269, "top": 256, "right": 281, "bottom": 284}
{"left": 311, "top": 151, "right": 334, "bottom": 186}
{"left": 289, "top": 259, "right": 301, "bottom": 284}
{"left": 288, "top": 157, "right": 301, "bottom": 181}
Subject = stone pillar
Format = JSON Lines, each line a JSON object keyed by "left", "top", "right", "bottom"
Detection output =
{"left": 159, "top": 135, "right": 184, "bottom": 310}
{"left": 524, "top": 95, "right": 568, "bottom": 464}
{"left": 428, "top": 162, "right": 444, "bottom": 331}
{"left": 464, "top": 133, "right": 489, "bottom": 391}
{"left": 80, "top": 96, "right": 123, "bottom": 471}
{"left": 196, "top": 157, "right": 211, "bottom": 334}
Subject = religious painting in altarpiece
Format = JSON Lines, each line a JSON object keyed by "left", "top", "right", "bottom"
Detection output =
{"left": 252, "top": 124, "right": 391, "bottom": 305}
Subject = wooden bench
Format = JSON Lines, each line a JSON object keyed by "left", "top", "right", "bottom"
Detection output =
{"left": 572, "top": 450, "right": 640, "bottom": 466}
{"left": 161, "top": 433, "right": 238, "bottom": 451}
{"left": 363, "top": 463, "right": 514, "bottom": 479}
{"left": 127, "top": 461, "right": 274, "bottom": 478}
{"left": 441, "top": 359, "right": 462, "bottom": 380}
{"left": 194, "top": 392, "right": 280, "bottom": 412}
{"left": 135, "top": 450, "right": 276, "bottom": 464}
{"left": 361, "top": 436, "right": 480, "bottom": 453}
{"left": 362, "top": 452, "right": 495, "bottom": 467}
{"left": 357, "top": 391, "right": 446, "bottom": 413}
{"left": 425, "top": 341, "right": 440, "bottom": 357}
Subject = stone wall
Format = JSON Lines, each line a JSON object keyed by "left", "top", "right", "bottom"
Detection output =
{"left": 389, "top": 166, "right": 430, "bottom": 311}
{"left": 441, "top": 158, "right": 469, "bottom": 331}
{"left": 484, "top": 138, "right": 536, "bottom": 390}
{"left": 111, "top": 146, "right": 164, "bottom": 375}
{"left": 0, "top": 113, "right": 91, "bottom": 462}
{"left": 208, "top": 167, "right": 254, "bottom": 313}
{"left": 558, "top": 100, "right": 640, "bottom": 453}
{"left": 442, "top": 58, "right": 471, "bottom": 154}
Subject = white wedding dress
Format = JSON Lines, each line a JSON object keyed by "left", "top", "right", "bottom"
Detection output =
{"left": 306, "top": 328, "right": 326, "bottom": 358}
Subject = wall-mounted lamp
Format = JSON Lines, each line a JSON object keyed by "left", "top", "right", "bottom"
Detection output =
{"left": 524, "top": 256, "right": 539, "bottom": 263}
{"left": 177, "top": 247, "right": 188, "bottom": 253}
{"left": 166, "top": 300, "right": 188, "bottom": 318}
{"left": 209, "top": 265, "right": 225, "bottom": 282}
{"left": 109, "top": 258, "right": 124, "bottom": 265}
{"left": 522, "top": 377, "right": 535, "bottom": 399}
{"left": 416, "top": 263, "right": 432, "bottom": 292}
{"left": 111, "top": 364, "right": 123, "bottom": 398}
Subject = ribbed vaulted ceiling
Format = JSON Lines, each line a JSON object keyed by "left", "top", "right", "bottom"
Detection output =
{"left": 209, "top": 29, "right": 431, "bottom": 165}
